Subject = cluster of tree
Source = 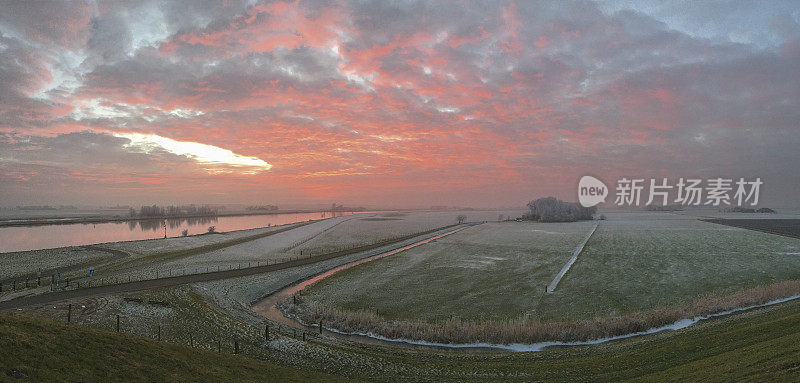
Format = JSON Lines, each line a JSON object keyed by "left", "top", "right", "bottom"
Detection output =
{"left": 522, "top": 197, "right": 596, "bottom": 222}
{"left": 723, "top": 207, "right": 776, "bottom": 213}
{"left": 17, "top": 205, "right": 58, "bottom": 210}
{"left": 246, "top": 205, "right": 279, "bottom": 211}
{"left": 129, "top": 205, "right": 219, "bottom": 218}
{"left": 645, "top": 205, "right": 684, "bottom": 211}
{"left": 330, "top": 204, "right": 366, "bottom": 212}
{"left": 430, "top": 206, "right": 476, "bottom": 211}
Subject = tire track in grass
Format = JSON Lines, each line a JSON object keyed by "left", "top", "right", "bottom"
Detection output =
{"left": 546, "top": 222, "right": 599, "bottom": 293}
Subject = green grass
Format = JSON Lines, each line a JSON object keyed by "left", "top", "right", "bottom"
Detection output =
{"left": 284, "top": 212, "right": 800, "bottom": 345}
{"left": 5, "top": 294, "right": 800, "bottom": 381}
{"left": 302, "top": 221, "right": 594, "bottom": 322}
{"left": 303, "top": 213, "right": 800, "bottom": 324}
{"left": 0, "top": 311, "right": 351, "bottom": 382}
{"left": 542, "top": 212, "right": 800, "bottom": 321}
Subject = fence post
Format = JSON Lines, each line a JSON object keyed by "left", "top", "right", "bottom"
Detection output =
{"left": 37, "top": 276, "right": 41, "bottom": 286}
{"left": 158, "top": 325, "right": 161, "bottom": 341}
{"left": 302, "top": 332, "right": 306, "bottom": 342}
{"left": 265, "top": 325, "right": 269, "bottom": 341}
{"left": 234, "top": 340, "right": 239, "bottom": 354}
{"left": 67, "top": 304, "right": 72, "bottom": 323}
{"left": 319, "top": 322, "right": 322, "bottom": 335}
{"left": 190, "top": 334, "right": 194, "bottom": 348}
{"left": 116, "top": 315, "right": 120, "bottom": 332}
{"left": 218, "top": 339, "right": 221, "bottom": 353}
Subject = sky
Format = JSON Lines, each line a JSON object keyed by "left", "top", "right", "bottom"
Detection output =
{"left": 0, "top": 0, "right": 799, "bottom": 209}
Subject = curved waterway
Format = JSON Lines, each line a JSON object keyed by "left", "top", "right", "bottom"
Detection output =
{"left": 253, "top": 224, "right": 800, "bottom": 352}
{"left": 252, "top": 225, "right": 475, "bottom": 346}
{"left": 0, "top": 211, "right": 364, "bottom": 253}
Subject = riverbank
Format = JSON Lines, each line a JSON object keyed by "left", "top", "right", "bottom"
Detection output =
{"left": 0, "top": 209, "right": 369, "bottom": 228}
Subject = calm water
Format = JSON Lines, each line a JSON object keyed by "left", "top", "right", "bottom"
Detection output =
{"left": 0, "top": 211, "right": 360, "bottom": 253}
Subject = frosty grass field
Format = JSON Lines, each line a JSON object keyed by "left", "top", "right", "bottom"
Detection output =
{"left": 299, "top": 211, "right": 800, "bottom": 325}
{"left": 5, "top": 209, "right": 800, "bottom": 380}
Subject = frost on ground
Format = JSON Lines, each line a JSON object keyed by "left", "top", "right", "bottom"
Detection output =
{"left": 301, "top": 220, "right": 594, "bottom": 323}
{"left": 101, "top": 223, "right": 296, "bottom": 256}
{"left": 158, "top": 215, "right": 359, "bottom": 269}
{"left": 0, "top": 247, "right": 114, "bottom": 280}
{"left": 20, "top": 284, "right": 440, "bottom": 380}
{"left": 540, "top": 211, "right": 800, "bottom": 321}
{"left": 294, "top": 210, "right": 523, "bottom": 255}
{"left": 296, "top": 211, "right": 800, "bottom": 333}
{"left": 193, "top": 225, "right": 469, "bottom": 325}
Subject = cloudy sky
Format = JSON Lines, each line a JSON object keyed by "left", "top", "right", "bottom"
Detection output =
{"left": 0, "top": 0, "right": 798, "bottom": 208}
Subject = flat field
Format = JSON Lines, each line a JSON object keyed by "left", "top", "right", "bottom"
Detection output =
{"left": 301, "top": 220, "right": 595, "bottom": 322}
{"left": 301, "top": 212, "right": 800, "bottom": 325}
{"left": 293, "top": 210, "right": 523, "bottom": 255}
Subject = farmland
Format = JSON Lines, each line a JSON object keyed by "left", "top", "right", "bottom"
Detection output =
{"left": 702, "top": 218, "right": 800, "bottom": 239}
{"left": 289, "top": 212, "right": 800, "bottom": 343}
{"left": 297, "top": 220, "right": 595, "bottom": 322}
{"left": 3, "top": 209, "right": 800, "bottom": 381}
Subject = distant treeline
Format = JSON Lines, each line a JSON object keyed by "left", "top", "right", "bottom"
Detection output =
{"left": 645, "top": 205, "right": 684, "bottom": 211}
{"left": 15, "top": 205, "right": 78, "bottom": 210}
{"left": 246, "top": 205, "right": 279, "bottom": 211}
{"left": 722, "top": 206, "right": 776, "bottom": 213}
{"left": 331, "top": 204, "right": 367, "bottom": 212}
{"left": 523, "top": 197, "right": 596, "bottom": 222}
{"left": 129, "top": 205, "right": 219, "bottom": 218}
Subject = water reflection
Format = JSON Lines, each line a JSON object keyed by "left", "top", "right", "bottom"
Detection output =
{"left": 130, "top": 217, "right": 220, "bottom": 232}
{"left": 0, "top": 211, "right": 370, "bottom": 253}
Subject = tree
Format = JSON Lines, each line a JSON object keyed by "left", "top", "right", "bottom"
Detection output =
{"left": 456, "top": 215, "right": 467, "bottom": 224}
{"left": 524, "top": 197, "right": 596, "bottom": 222}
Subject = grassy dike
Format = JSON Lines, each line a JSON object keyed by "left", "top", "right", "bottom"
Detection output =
{"left": 3, "top": 297, "right": 800, "bottom": 381}
{"left": 0, "top": 311, "right": 351, "bottom": 382}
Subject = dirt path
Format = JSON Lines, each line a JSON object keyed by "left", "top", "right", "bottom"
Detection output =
{"left": 0, "top": 224, "right": 460, "bottom": 310}
{"left": 546, "top": 222, "right": 599, "bottom": 293}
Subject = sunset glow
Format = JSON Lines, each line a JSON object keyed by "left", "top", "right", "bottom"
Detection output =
{"left": 0, "top": 1, "right": 798, "bottom": 207}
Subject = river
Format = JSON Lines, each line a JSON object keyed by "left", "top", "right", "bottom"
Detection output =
{"left": 0, "top": 211, "right": 361, "bottom": 253}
